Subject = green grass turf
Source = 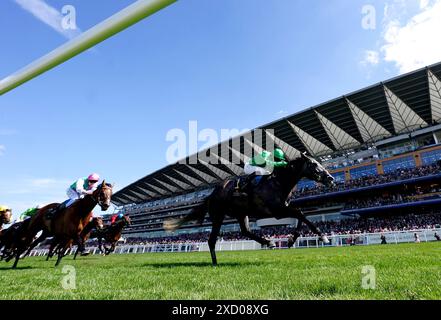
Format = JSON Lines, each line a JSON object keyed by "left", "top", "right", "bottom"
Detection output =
{"left": 0, "top": 242, "right": 440, "bottom": 300}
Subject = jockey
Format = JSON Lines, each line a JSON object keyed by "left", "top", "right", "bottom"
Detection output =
{"left": 0, "top": 205, "right": 11, "bottom": 214}
{"left": 65, "top": 173, "right": 100, "bottom": 208}
{"left": 233, "top": 148, "right": 288, "bottom": 197}
{"left": 18, "top": 205, "right": 43, "bottom": 222}
{"left": 111, "top": 212, "right": 124, "bottom": 225}
{"left": 0, "top": 205, "right": 12, "bottom": 224}
{"left": 46, "top": 174, "right": 100, "bottom": 224}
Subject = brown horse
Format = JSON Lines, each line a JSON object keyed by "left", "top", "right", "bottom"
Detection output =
{"left": 45, "top": 216, "right": 104, "bottom": 261}
{"left": 90, "top": 215, "right": 131, "bottom": 255}
{"left": 10, "top": 181, "right": 112, "bottom": 268}
{"left": 164, "top": 153, "right": 335, "bottom": 265}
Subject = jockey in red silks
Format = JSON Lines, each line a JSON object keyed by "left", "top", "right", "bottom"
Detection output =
{"left": 111, "top": 212, "right": 124, "bottom": 225}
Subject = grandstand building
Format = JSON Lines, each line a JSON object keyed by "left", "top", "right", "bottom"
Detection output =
{"left": 109, "top": 62, "right": 441, "bottom": 239}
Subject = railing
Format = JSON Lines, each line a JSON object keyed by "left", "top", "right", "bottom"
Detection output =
{"left": 27, "top": 228, "right": 441, "bottom": 257}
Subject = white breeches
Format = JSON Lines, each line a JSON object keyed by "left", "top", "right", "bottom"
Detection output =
{"left": 244, "top": 163, "right": 272, "bottom": 176}
{"left": 66, "top": 188, "right": 81, "bottom": 207}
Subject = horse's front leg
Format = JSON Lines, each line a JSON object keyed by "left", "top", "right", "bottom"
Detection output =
{"left": 75, "top": 233, "right": 89, "bottom": 256}
{"left": 47, "top": 237, "right": 58, "bottom": 261}
{"left": 289, "top": 207, "right": 329, "bottom": 244}
{"left": 55, "top": 240, "right": 69, "bottom": 267}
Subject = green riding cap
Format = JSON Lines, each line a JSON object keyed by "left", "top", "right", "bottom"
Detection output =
{"left": 19, "top": 207, "right": 39, "bottom": 220}
{"left": 273, "top": 148, "right": 286, "bottom": 161}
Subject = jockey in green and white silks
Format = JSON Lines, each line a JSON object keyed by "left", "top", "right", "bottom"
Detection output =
{"left": 234, "top": 148, "right": 288, "bottom": 197}
{"left": 65, "top": 173, "right": 100, "bottom": 207}
{"left": 18, "top": 205, "right": 42, "bottom": 222}
{"left": 244, "top": 148, "right": 288, "bottom": 176}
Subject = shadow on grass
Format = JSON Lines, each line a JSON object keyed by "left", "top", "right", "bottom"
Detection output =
{"left": 0, "top": 265, "right": 34, "bottom": 270}
{"left": 142, "top": 261, "right": 266, "bottom": 268}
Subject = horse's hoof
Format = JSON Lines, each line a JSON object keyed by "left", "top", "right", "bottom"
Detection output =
{"left": 268, "top": 241, "right": 276, "bottom": 249}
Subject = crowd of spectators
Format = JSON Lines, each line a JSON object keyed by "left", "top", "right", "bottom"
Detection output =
{"left": 122, "top": 188, "right": 213, "bottom": 216}
{"left": 110, "top": 212, "right": 441, "bottom": 245}
{"left": 343, "top": 185, "right": 441, "bottom": 210}
{"left": 292, "top": 163, "right": 441, "bottom": 198}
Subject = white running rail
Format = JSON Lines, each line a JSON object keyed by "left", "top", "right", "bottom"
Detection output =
{"left": 27, "top": 228, "right": 441, "bottom": 257}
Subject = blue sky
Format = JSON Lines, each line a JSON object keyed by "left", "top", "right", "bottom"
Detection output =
{"left": 1, "top": 0, "right": 440, "bottom": 218}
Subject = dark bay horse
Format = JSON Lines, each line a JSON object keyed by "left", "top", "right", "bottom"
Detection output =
{"left": 10, "top": 181, "right": 113, "bottom": 268}
{"left": 164, "top": 152, "right": 335, "bottom": 265}
{"left": 91, "top": 215, "right": 131, "bottom": 255}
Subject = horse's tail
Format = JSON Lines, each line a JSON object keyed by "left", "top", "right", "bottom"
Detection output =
{"left": 164, "top": 196, "right": 210, "bottom": 232}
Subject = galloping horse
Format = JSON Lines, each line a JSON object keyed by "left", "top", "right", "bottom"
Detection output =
{"left": 164, "top": 152, "right": 335, "bottom": 265}
{"left": 91, "top": 215, "right": 131, "bottom": 255}
{"left": 45, "top": 216, "right": 104, "bottom": 261}
{"left": 10, "top": 181, "right": 112, "bottom": 268}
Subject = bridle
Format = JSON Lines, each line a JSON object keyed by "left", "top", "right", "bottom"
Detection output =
{"left": 92, "top": 184, "right": 112, "bottom": 210}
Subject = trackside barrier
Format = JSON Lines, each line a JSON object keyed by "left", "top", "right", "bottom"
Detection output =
{"left": 27, "top": 228, "right": 441, "bottom": 257}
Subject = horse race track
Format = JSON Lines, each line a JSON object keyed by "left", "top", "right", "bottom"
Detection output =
{"left": 0, "top": 242, "right": 440, "bottom": 300}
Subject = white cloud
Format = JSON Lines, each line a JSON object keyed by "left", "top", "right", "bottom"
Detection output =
{"left": 361, "top": 50, "right": 380, "bottom": 66}
{"left": 381, "top": 0, "right": 441, "bottom": 73}
{"left": 14, "top": 0, "right": 80, "bottom": 39}
{"left": 0, "top": 145, "right": 5, "bottom": 156}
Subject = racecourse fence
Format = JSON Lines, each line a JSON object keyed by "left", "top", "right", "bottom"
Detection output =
{"left": 27, "top": 228, "right": 441, "bottom": 257}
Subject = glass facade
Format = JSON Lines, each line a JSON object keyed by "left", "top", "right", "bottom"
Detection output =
{"left": 421, "top": 149, "right": 441, "bottom": 165}
{"left": 382, "top": 156, "right": 415, "bottom": 173}
{"left": 349, "top": 164, "right": 377, "bottom": 179}
{"left": 332, "top": 171, "right": 346, "bottom": 183}
{"left": 297, "top": 179, "right": 316, "bottom": 190}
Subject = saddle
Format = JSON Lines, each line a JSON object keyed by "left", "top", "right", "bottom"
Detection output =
{"left": 45, "top": 200, "right": 70, "bottom": 221}
{"left": 234, "top": 174, "right": 266, "bottom": 198}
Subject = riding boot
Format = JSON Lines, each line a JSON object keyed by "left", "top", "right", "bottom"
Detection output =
{"left": 46, "top": 201, "right": 67, "bottom": 220}
{"left": 233, "top": 173, "right": 256, "bottom": 198}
